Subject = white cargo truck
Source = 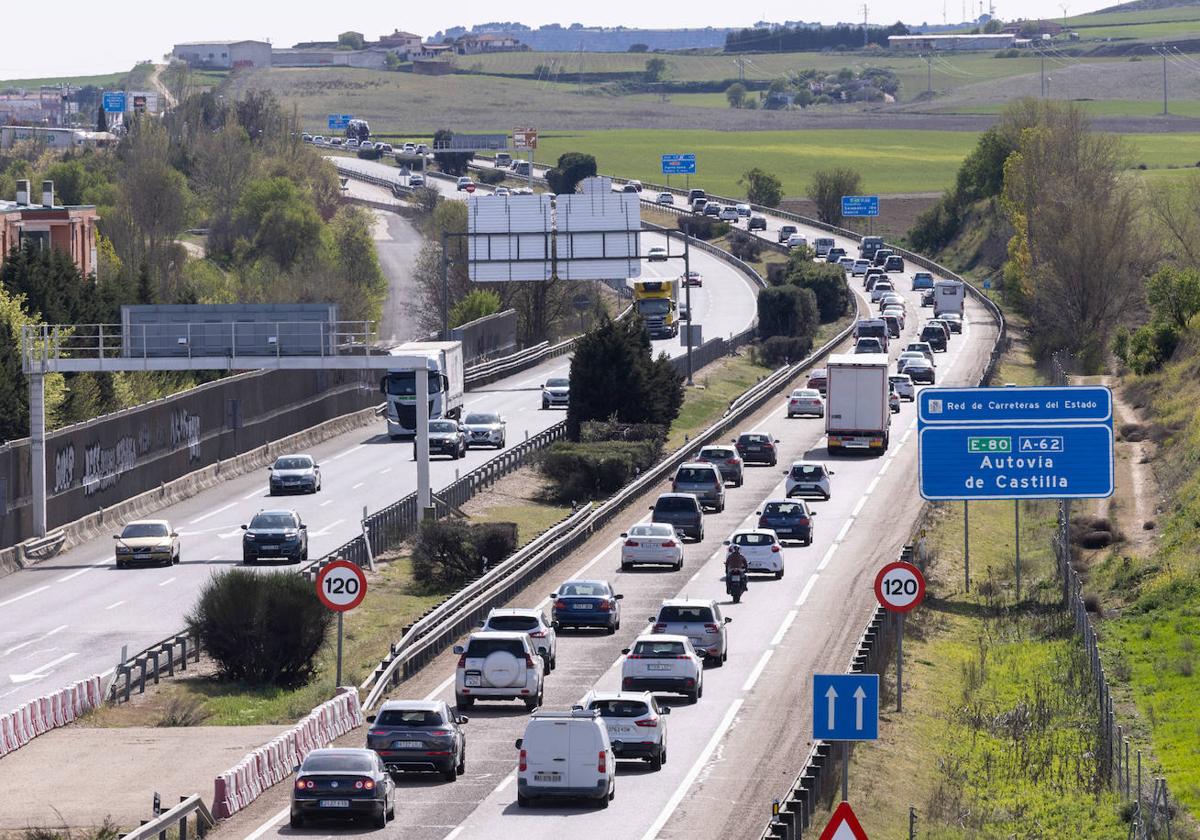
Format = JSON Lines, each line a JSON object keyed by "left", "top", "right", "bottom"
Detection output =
{"left": 825, "top": 353, "right": 891, "bottom": 455}
{"left": 381, "top": 341, "right": 465, "bottom": 438}
{"left": 933, "top": 279, "right": 965, "bottom": 318}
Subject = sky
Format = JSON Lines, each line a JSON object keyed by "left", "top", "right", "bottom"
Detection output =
{"left": 2, "top": 0, "right": 1112, "bottom": 79}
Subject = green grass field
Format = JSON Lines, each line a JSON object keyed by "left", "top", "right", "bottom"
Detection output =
{"left": 1065, "top": 2, "right": 1200, "bottom": 38}
{"left": 0, "top": 71, "right": 129, "bottom": 89}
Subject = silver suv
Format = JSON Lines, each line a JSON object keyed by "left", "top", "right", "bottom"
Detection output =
{"left": 453, "top": 632, "right": 545, "bottom": 711}
{"left": 694, "top": 445, "right": 744, "bottom": 487}
{"left": 648, "top": 598, "right": 731, "bottom": 664}
{"left": 671, "top": 462, "right": 726, "bottom": 512}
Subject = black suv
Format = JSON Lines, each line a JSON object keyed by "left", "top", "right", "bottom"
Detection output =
{"left": 242, "top": 509, "right": 308, "bottom": 564}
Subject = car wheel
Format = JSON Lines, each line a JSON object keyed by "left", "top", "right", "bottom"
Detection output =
{"left": 717, "top": 499, "right": 725, "bottom": 513}
{"left": 787, "top": 412, "right": 794, "bottom": 419}
{"left": 268, "top": 487, "right": 275, "bottom": 496}
{"left": 660, "top": 746, "right": 667, "bottom": 766}
{"left": 688, "top": 687, "right": 700, "bottom": 704}
{"left": 518, "top": 793, "right": 531, "bottom": 808}
{"left": 387, "top": 798, "right": 395, "bottom": 820}
{"left": 290, "top": 814, "right": 304, "bottom": 829}
{"left": 698, "top": 680, "right": 704, "bottom": 699}
{"left": 621, "top": 562, "right": 631, "bottom": 571}
{"left": 824, "top": 492, "right": 831, "bottom": 501}
{"left": 775, "top": 569, "right": 785, "bottom": 580}
{"left": 161, "top": 555, "right": 171, "bottom": 568}
{"left": 675, "top": 559, "right": 683, "bottom": 571}
{"left": 456, "top": 696, "right": 474, "bottom": 710}
{"left": 541, "top": 400, "right": 549, "bottom": 410}
{"left": 550, "top": 655, "right": 557, "bottom": 671}
{"left": 709, "top": 653, "right": 723, "bottom": 669}
{"left": 443, "top": 762, "right": 458, "bottom": 782}
{"left": 243, "top": 556, "right": 254, "bottom": 565}
{"left": 770, "top": 459, "right": 777, "bottom": 467}
{"left": 116, "top": 559, "right": 125, "bottom": 570}
{"left": 524, "top": 693, "right": 541, "bottom": 711}
{"left": 374, "top": 804, "right": 387, "bottom": 829}
{"left": 173, "top": 551, "right": 180, "bottom": 565}
{"left": 457, "top": 748, "right": 466, "bottom": 774}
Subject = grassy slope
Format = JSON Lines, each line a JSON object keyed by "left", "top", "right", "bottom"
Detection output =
{"left": 0, "top": 71, "right": 129, "bottom": 89}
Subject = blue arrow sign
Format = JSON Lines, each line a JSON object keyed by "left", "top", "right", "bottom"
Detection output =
{"left": 102, "top": 92, "right": 126, "bottom": 113}
{"left": 661, "top": 154, "right": 696, "bottom": 175}
{"left": 841, "top": 195, "right": 879, "bottom": 217}
{"left": 812, "top": 674, "right": 878, "bottom": 741}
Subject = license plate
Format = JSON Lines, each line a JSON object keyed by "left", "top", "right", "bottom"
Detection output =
{"left": 465, "top": 674, "right": 481, "bottom": 687}
{"left": 572, "top": 603, "right": 594, "bottom": 610}
{"left": 647, "top": 663, "right": 671, "bottom": 671}
{"left": 393, "top": 740, "right": 423, "bottom": 749}
{"left": 319, "top": 800, "right": 350, "bottom": 808}
{"left": 260, "top": 546, "right": 278, "bottom": 553}
{"left": 534, "top": 772, "right": 562, "bottom": 783}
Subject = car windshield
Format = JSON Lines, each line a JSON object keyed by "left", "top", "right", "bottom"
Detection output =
{"left": 464, "top": 413, "right": 498, "bottom": 425}
{"left": 655, "top": 496, "right": 696, "bottom": 512}
{"left": 273, "top": 457, "right": 312, "bottom": 470}
{"left": 546, "top": 378, "right": 569, "bottom": 388}
{"left": 676, "top": 467, "right": 716, "bottom": 483}
{"left": 638, "top": 299, "right": 672, "bottom": 316}
{"left": 122, "top": 523, "right": 168, "bottom": 538}
{"left": 658, "top": 605, "right": 714, "bottom": 623}
{"left": 466, "top": 638, "right": 525, "bottom": 657}
{"left": 560, "top": 582, "right": 609, "bottom": 598}
{"left": 630, "top": 524, "right": 673, "bottom": 537}
{"left": 589, "top": 699, "right": 650, "bottom": 717}
{"left": 250, "top": 513, "right": 297, "bottom": 529}
{"left": 738, "top": 434, "right": 771, "bottom": 444}
{"left": 302, "top": 753, "right": 374, "bottom": 773}
{"left": 633, "top": 640, "right": 687, "bottom": 658}
{"left": 791, "top": 465, "right": 824, "bottom": 478}
{"left": 763, "top": 502, "right": 804, "bottom": 516}
{"left": 733, "top": 533, "right": 774, "bottom": 547}
{"left": 375, "top": 709, "right": 445, "bottom": 727}
{"left": 700, "top": 448, "right": 735, "bottom": 460}
{"left": 429, "top": 421, "right": 458, "bottom": 433}
{"left": 383, "top": 370, "right": 442, "bottom": 396}
{"left": 486, "top": 615, "right": 540, "bottom": 632}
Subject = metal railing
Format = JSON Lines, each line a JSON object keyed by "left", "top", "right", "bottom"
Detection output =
{"left": 122, "top": 793, "right": 214, "bottom": 840}
{"left": 109, "top": 630, "right": 202, "bottom": 702}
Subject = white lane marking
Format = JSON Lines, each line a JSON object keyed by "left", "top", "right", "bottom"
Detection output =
{"left": 208, "top": 554, "right": 221, "bottom": 562}
{"left": 189, "top": 502, "right": 236, "bottom": 524}
{"left": 0, "top": 586, "right": 49, "bottom": 609}
{"left": 424, "top": 672, "right": 456, "bottom": 702}
{"left": 495, "top": 771, "right": 516, "bottom": 793}
{"left": 105, "top": 601, "right": 125, "bottom": 611}
{"left": 157, "top": 577, "right": 176, "bottom": 587}
{"left": 864, "top": 476, "right": 880, "bottom": 496}
{"left": 770, "top": 610, "right": 798, "bottom": 647}
{"left": 241, "top": 489, "right": 262, "bottom": 501}
{"left": 442, "top": 829, "right": 465, "bottom": 840}
{"left": 10, "top": 652, "right": 77, "bottom": 683}
{"left": 639, "top": 698, "right": 745, "bottom": 840}
{"left": 3, "top": 625, "right": 67, "bottom": 657}
{"left": 379, "top": 467, "right": 392, "bottom": 474}
{"left": 240, "top": 806, "right": 289, "bottom": 840}
{"left": 851, "top": 496, "right": 868, "bottom": 518}
{"left": 879, "top": 458, "right": 892, "bottom": 475}
{"left": 327, "top": 445, "right": 365, "bottom": 462}
{"left": 741, "top": 649, "right": 774, "bottom": 693}
{"left": 218, "top": 528, "right": 243, "bottom": 540}
{"left": 352, "top": 482, "right": 365, "bottom": 490}
{"left": 835, "top": 520, "right": 853, "bottom": 544}
{"left": 320, "top": 499, "right": 333, "bottom": 507}
{"left": 56, "top": 557, "right": 109, "bottom": 582}
{"left": 310, "top": 519, "right": 346, "bottom": 537}
{"left": 796, "top": 573, "right": 820, "bottom": 605}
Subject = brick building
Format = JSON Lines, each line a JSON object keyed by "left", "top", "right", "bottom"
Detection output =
{"left": 0, "top": 180, "right": 100, "bottom": 277}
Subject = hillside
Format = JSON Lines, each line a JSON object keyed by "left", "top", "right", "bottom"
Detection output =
{"left": 1094, "top": 0, "right": 1200, "bottom": 13}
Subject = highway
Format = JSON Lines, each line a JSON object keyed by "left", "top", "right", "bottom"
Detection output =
{"left": 0, "top": 179, "right": 758, "bottom": 713}
{"left": 224, "top": 217, "right": 1000, "bottom": 838}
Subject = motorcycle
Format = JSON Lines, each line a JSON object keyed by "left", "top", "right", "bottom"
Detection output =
{"left": 726, "top": 570, "right": 747, "bottom": 604}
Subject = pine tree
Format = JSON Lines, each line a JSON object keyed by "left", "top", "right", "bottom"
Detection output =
{"left": 136, "top": 260, "right": 156, "bottom": 304}
{"left": 96, "top": 104, "right": 107, "bottom": 133}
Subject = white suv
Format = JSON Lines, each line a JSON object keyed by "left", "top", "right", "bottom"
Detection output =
{"left": 453, "top": 632, "right": 545, "bottom": 711}
{"left": 480, "top": 608, "right": 557, "bottom": 672}
{"left": 648, "top": 599, "right": 730, "bottom": 664}
{"left": 576, "top": 690, "right": 671, "bottom": 770}
{"left": 621, "top": 635, "right": 704, "bottom": 702}
{"left": 725, "top": 529, "right": 785, "bottom": 579}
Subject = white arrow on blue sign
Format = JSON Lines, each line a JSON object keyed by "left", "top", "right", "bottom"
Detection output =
{"left": 812, "top": 673, "right": 879, "bottom": 741}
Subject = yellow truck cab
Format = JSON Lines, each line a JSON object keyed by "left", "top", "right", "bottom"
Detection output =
{"left": 631, "top": 280, "right": 679, "bottom": 339}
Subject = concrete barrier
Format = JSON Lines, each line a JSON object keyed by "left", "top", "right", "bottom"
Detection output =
{"left": 0, "top": 674, "right": 104, "bottom": 758}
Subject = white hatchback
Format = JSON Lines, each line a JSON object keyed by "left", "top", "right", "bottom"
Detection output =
{"left": 725, "top": 529, "right": 785, "bottom": 578}
{"left": 480, "top": 608, "right": 558, "bottom": 672}
{"left": 620, "top": 523, "right": 684, "bottom": 571}
{"left": 889, "top": 374, "right": 916, "bottom": 401}
{"left": 787, "top": 388, "right": 825, "bottom": 418}
{"left": 620, "top": 634, "right": 704, "bottom": 702}
{"left": 785, "top": 461, "right": 833, "bottom": 500}
{"left": 576, "top": 690, "right": 670, "bottom": 770}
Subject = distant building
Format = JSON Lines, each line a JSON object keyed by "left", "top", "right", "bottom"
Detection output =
{"left": 378, "top": 29, "right": 422, "bottom": 55}
{"left": 271, "top": 47, "right": 392, "bottom": 69}
{"left": 0, "top": 179, "right": 100, "bottom": 277}
{"left": 171, "top": 40, "right": 272, "bottom": 69}
{"left": 455, "top": 33, "right": 526, "bottom": 54}
{"left": 413, "top": 43, "right": 456, "bottom": 60}
{"left": 0, "top": 126, "right": 116, "bottom": 150}
{"left": 888, "top": 33, "right": 1017, "bottom": 50}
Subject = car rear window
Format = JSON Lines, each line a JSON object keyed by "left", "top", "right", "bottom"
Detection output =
{"left": 589, "top": 699, "right": 650, "bottom": 717}
{"left": 676, "top": 466, "right": 717, "bottom": 484}
{"left": 763, "top": 502, "right": 804, "bottom": 516}
{"left": 375, "top": 709, "right": 445, "bottom": 727}
{"left": 486, "top": 615, "right": 540, "bottom": 632}
{"left": 657, "top": 605, "right": 714, "bottom": 623}
{"left": 630, "top": 523, "right": 674, "bottom": 537}
{"left": 302, "top": 753, "right": 374, "bottom": 772}
{"left": 700, "top": 448, "right": 735, "bottom": 460}
{"left": 633, "top": 640, "right": 687, "bottom": 658}
{"left": 655, "top": 496, "right": 697, "bottom": 513}
{"left": 733, "top": 533, "right": 774, "bottom": 547}
{"left": 466, "top": 638, "right": 525, "bottom": 657}
{"left": 560, "top": 582, "right": 609, "bottom": 598}
{"left": 738, "top": 434, "right": 771, "bottom": 444}
{"left": 791, "top": 465, "right": 824, "bottom": 478}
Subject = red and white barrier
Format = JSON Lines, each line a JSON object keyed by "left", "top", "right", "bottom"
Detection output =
{"left": 0, "top": 674, "right": 105, "bottom": 758}
{"left": 213, "top": 686, "right": 364, "bottom": 819}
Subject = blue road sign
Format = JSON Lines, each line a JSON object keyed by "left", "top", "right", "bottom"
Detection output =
{"left": 918, "top": 386, "right": 1114, "bottom": 501}
{"left": 812, "top": 674, "right": 879, "bottom": 741}
{"left": 327, "top": 114, "right": 352, "bottom": 130}
{"left": 841, "top": 195, "right": 879, "bottom": 217}
{"left": 661, "top": 154, "right": 696, "bottom": 175}
{"left": 102, "top": 92, "right": 126, "bottom": 113}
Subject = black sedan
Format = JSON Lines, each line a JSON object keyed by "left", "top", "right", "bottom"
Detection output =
{"left": 242, "top": 509, "right": 308, "bottom": 564}
{"left": 291, "top": 748, "right": 395, "bottom": 829}
{"left": 756, "top": 499, "right": 816, "bottom": 545}
{"left": 905, "top": 360, "right": 937, "bottom": 385}
{"left": 367, "top": 700, "right": 467, "bottom": 781}
{"left": 426, "top": 420, "right": 468, "bottom": 460}
{"left": 734, "top": 432, "right": 780, "bottom": 466}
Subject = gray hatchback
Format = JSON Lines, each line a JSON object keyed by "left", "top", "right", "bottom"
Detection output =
{"left": 671, "top": 462, "right": 726, "bottom": 512}
{"left": 650, "top": 493, "right": 705, "bottom": 542}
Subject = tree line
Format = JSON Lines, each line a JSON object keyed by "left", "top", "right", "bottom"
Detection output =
{"left": 725, "top": 22, "right": 909, "bottom": 53}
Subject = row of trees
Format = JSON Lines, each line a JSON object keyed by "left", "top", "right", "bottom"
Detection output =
{"left": 725, "top": 22, "right": 909, "bottom": 52}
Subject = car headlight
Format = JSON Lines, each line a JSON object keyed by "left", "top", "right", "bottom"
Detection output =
{"left": 117, "top": 546, "right": 133, "bottom": 554}
{"left": 243, "top": 533, "right": 255, "bottom": 541}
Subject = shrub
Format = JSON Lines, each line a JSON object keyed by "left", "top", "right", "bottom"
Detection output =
{"left": 728, "top": 230, "right": 763, "bottom": 262}
{"left": 539, "top": 440, "right": 661, "bottom": 503}
{"left": 757, "top": 334, "right": 813, "bottom": 366}
{"left": 578, "top": 418, "right": 667, "bottom": 446}
{"left": 471, "top": 522, "right": 518, "bottom": 568}
{"left": 908, "top": 194, "right": 961, "bottom": 254}
{"left": 477, "top": 168, "right": 507, "bottom": 185}
{"left": 785, "top": 257, "right": 852, "bottom": 322}
{"left": 356, "top": 146, "right": 382, "bottom": 160}
{"left": 186, "top": 570, "right": 331, "bottom": 687}
{"left": 677, "top": 215, "right": 730, "bottom": 240}
{"left": 757, "top": 285, "right": 819, "bottom": 340}
{"left": 1112, "top": 322, "right": 1180, "bottom": 375}
{"left": 412, "top": 519, "right": 477, "bottom": 591}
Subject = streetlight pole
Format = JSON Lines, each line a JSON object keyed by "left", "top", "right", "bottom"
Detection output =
{"left": 683, "top": 233, "right": 693, "bottom": 386}
{"left": 440, "top": 231, "right": 450, "bottom": 341}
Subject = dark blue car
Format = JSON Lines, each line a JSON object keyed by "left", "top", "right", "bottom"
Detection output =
{"left": 550, "top": 579, "right": 623, "bottom": 634}
{"left": 756, "top": 499, "right": 816, "bottom": 546}
{"left": 911, "top": 271, "right": 935, "bottom": 291}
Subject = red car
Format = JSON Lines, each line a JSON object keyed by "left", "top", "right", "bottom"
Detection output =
{"left": 806, "top": 369, "right": 827, "bottom": 395}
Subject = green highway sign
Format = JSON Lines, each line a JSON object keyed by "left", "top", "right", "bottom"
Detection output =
{"left": 967, "top": 436, "right": 1011, "bottom": 454}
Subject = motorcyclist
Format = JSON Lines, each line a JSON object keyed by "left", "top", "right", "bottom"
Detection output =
{"left": 725, "top": 545, "right": 748, "bottom": 601}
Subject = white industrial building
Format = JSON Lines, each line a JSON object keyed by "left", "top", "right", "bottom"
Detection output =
{"left": 171, "top": 40, "right": 272, "bottom": 69}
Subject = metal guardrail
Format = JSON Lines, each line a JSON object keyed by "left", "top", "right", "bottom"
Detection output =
{"left": 110, "top": 630, "right": 201, "bottom": 702}
{"left": 122, "top": 793, "right": 214, "bottom": 840}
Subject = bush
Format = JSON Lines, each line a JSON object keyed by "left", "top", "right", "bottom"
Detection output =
{"left": 578, "top": 418, "right": 667, "bottom": 446}
{"left": 411, "top": 519, "right": 519, "bottom": 590}
{"left": 728, "top": 230, "right": 763, "bottom": 262}
{"left": 677, "top": 215, "right": 730, "bottom": 240}
{"left": 757, "top": 285, "right": 819, "bottom": 340}
{"left": 186, "top": 570, "right": 332, "bottom": 687}
{"left": 785, "top": 257, "right": 852, "bottom": 322}
{"left": 477, "top": 168, "right": 507, "bottom": 185}
{"left": 471, "top": 522, "right": 518, "bottom": 568}
{"left": 539, "top": 440, "right": 661, "bottom": 503}
{"left": 757, "top": 334, "right": 813, "bottom": 366}
{"left": 908, "top": 193, "right": 961, "bottom": 253}
{"left": 1113, "top": 322, "right": 1180, "bottom": 375}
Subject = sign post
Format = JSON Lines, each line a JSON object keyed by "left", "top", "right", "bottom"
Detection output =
{"left": 315, "top": 560, "right": 368, "bottom": 687}
{"left": 875, "top": 561, "right": 926, "bottom": 712}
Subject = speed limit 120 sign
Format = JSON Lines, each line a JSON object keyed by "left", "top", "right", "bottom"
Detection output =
{"left": 316, "top": 560, "right": 368, "bottom": 612}
{"left": 874, "top": 561, "right": 925, "bottom": 613}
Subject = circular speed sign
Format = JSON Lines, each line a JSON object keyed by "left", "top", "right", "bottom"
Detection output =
{"left": 874, "top": 561, "right": 925, "bottom": 613}
{"left": 315, "top": 560, "right": 368, "bottom": 612}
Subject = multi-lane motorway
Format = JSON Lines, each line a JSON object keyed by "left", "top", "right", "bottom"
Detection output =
{"left": 220, "top": 216, "right": 998, "bottom": 838}
{"left": 0, "top": 187, "right": 757, "bottom": 713}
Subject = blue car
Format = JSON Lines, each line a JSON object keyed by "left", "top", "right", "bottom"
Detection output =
{"left": 911, "top": 271, "right": 935, "bottom": 291}
{"left": 550, "top": 579, "right": 623, "bottom": 633}
{"left": 756, "top": 499, "right": 817, "bottom": 546}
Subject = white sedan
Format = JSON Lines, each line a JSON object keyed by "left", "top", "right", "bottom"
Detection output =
{"left": 725, "top": 529, "right": 785, "bottom": 579}
{"left": 620, "top": 523, "right": 683, "bottom": 571}
{"left": 889, "top": 374, "right": 916, "bottom": 401}
{"left": 787, "top": 388, "right": 825, "bottom": 418}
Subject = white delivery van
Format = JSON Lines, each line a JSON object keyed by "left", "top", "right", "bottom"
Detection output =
{"left": 515, "top": 709, "right": 616, "bottom": 808}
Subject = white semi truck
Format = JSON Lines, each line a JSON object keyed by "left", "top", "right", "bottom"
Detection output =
{"left": 825, "top": 353, "right": 891, "bottom": 455}
{"left": 380, "top": 341, "right": 465, "bottom": 438}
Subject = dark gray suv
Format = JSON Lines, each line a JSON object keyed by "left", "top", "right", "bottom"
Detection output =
{"left": 367, "top": 700, "right": 467, "bottom": 782}
{"left": 650, "top": 493, "right": 705, "bottom": 542}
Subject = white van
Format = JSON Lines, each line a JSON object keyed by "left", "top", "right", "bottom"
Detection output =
{"left": 515, "top": 709, "right": 616, "bottom": 808}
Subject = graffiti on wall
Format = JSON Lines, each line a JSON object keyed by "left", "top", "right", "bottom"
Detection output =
{"left": 82, "top": 436, "right": 137, "bottom": 495}
{"left": 171, "top": 409, "right": 201, "bottom": 461}
{"left": 53, "top": 445, "right": 75, "bottom": 494}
